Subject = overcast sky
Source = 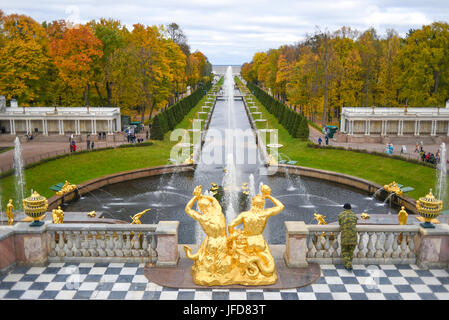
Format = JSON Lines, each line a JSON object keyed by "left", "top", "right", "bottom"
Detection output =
{"left": 2, "top": 0, "right": 449, "bottom": 65}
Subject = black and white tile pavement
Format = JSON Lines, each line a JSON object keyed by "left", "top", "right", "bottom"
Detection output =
{"left": 0, "top": 263, "right": 448, "bottom": 300}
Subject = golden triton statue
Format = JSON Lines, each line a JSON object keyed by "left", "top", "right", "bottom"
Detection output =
{"left": 227, "top": 184, "right": 284, "bottom": 285}
{"left": 184, "top": 184, "right": 284, "bottom": 286}
{"left": 52, "top": 206, "right": 64, "bottom": 224}
{"left": 384, "top": 181, "right": 403, "bottom": 196}
{"left": 87, "top": 211, "right": 96, "bottom": 218}
{"left": 5, "top": 199, "right": 15, "bottom": 225}
{"left": 184, "top": 185, "right": 233, "bottom": 286}
{"left": 130, "top": 209, "right": 151, "bottom": 224}
{"left": 361, "top": 212, "right": 370, "bottom": 220}
{"left": 56, "top": 180, "right": 77, "bottom": 196}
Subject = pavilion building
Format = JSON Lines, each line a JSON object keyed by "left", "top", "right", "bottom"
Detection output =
{"left": 0, "top": 96, "right": 122, "bottom": 137}
{"left": 338, "top": 102, "right": 449, "bottom": 143}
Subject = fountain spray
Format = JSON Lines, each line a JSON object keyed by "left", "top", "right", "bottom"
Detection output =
{"left": 436, "top": 143, "right": 447, "bottom": 205}
{"left": 13, "top": 137, "right": 26, "bottom": 208}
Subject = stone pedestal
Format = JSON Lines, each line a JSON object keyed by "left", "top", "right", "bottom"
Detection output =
{"left": 0, "top": 227, "right": 16, "bottom": 273}
{"left": 284, "top": 221, "right": 309, "bottom": 268}
{"left": 155, "top": 221, "right": 179, "bottom": 267}
{"left": 416, "top": 224, "right": 449, "bottom": 269}
{"left": 13, "top": 223, "right": 49, "bottom": 266}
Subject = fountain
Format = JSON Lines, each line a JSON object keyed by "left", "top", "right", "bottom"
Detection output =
{"left": 13, "top": 137, "right": 26, "bottom": 209}
{"left": 64, "top": 66, "right": 393, "bottom": 245}
{"left": 435, "top": 143, "right": 447, "bottom": 204}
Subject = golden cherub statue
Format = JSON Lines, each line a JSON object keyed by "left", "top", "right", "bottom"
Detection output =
{"left": 398, "top": 206, "right": 408, "bottom": 225}
{"left": 384, "top": 181, "right": 403, "bottom": 196}
{"left": 313, "top": 213, "right": 327, "bottom": 225}
{"left": 130, "top": 209, "right": 151, "bottom": 224}
{"left": 5, "top": 199, "right": 14, "bottom": 225}
{"left": 51, "top": 206, "right": 64, "bottom": 224}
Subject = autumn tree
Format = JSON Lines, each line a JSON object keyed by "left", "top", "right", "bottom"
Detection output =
{"left": 0, "top": 14, "right": 49, "bottom": 105}
{"left": 49, "top": 25, "right": 103, "bottom": 106}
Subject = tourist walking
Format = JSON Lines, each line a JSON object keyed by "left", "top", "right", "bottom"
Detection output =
{"left": 86, "top": 134, "right": 90, "bottom": 150}
{"left": 400, "top": 145, "right": 406, "bottom": 155}
{"left": 338, "top": 203, "right": 358, "bottom": 271}
{"left": 415, "top": 142, "right": 419, "bottom": 153}
{"left": 91, "top": 141, "right": 95, "bottom": 150}
{"left": 318, "top": 137, "right": 322, "bottom": 145}
{"left": 325, "top": 135, "right": 329, "bottom": 146}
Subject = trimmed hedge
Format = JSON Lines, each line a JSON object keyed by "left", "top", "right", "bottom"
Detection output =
{"left": 247, "top": 82, "right": 309, "bottom": 139}
{"left": 150, "top": 82, "right": 212, "bottom": 140}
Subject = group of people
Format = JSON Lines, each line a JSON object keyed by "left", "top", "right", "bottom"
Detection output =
{"left": 415, "top": 141, "right": 442, "bottom": 164}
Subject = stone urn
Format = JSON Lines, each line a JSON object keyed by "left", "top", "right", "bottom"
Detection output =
{"left": 23, "top": 191, "right": 48, "bottom": 227}
{"left": 416, "top": 189, "right": 442, "bottom": 228}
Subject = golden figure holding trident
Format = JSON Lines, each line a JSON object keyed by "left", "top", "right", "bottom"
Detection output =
{"left": 130, "top": 209, "right": 151, "bottom": 224}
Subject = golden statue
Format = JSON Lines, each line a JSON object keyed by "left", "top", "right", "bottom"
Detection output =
{"left": 5, "top": 199, "right": 14, "bottom": 225}
{"left": 184, "top": 184, "right": 284, "bottom": 286}
{"left": 87, "top": 211, "right": 96, "bottom": 218}
{"left": 361, "top": 212, "right": 370, "bottom": 220}
{"left": 384, "top": 181, "right": 403, "bottom": 196}
{"left": 227, "top": 184, "right": 284, "bottom": 285}
{"left": 130, "top": 209, "right": 151, "bottom": 224}
{"left": 313, "top": 213, "right": 327, "bottom": 225}
{"left": 398, "top": 206, "right": 408, "bottom": 225}
{"left": 184, "top": 185, "right": 232, "bottom": 286}
{"left": 56, "top": 180, "right": 77, "bottom": 196}
{"left": 52, "top": 206, "right": 64, "bottom": 224}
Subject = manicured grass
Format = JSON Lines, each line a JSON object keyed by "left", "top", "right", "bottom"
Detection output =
{"left": 0, "top": 81, "right": 223, "bottom": 208}
{"left": 238, "top": 80, "right": 439, "bottom": 201}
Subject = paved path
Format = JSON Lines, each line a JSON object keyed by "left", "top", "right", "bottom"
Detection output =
{"left": 0, "top": 262, "right": 448, "bottom": 300}
{"left": 308, "top": 126, "right": 443, "bottom": 162}
{"left": 0, "top": 134, "right": 148, "bottom": 173}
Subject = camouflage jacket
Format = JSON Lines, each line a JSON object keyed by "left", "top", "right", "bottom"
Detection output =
{"left": 338, "top": 210, "right": 358, "bottom": 245}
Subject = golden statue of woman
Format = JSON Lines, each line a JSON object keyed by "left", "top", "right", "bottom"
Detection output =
{"left": 227, "top": 184, "right": 284, "bottom": 285}
{"left": 6, "top": 199, "right": 15, "bottom": 225}
{"left": 184, "top": 185, "right": 233, "bottom": 286}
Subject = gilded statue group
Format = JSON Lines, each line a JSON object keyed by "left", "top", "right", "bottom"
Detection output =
{"left": 184, "top": 184, "right": 284, "bottom": 286}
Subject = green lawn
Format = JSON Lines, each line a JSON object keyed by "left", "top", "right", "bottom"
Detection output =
{"left": 0, "top": 80, "right": 223, "bottom": 208}
{"left": 237, "top": 79, "right": 440, "bottom": 202}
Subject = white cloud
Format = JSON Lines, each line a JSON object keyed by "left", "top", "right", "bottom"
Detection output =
{"left": 1, "top": 0, "right": 448, "bottom": 64}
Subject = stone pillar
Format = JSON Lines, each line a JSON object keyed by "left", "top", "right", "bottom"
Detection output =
{"left": 13, "top": 222, "right": 49, "bottom": 267}
{"left": 155, "top": 221, "right": 179, "bottom": 267}
{"left": 416, "top": 224, "right": 449, "bottom": 269}
{"left": 284, "top": 221, "right": 309, "bottom": 268}
{"left": 340, "top": 115, "right": 346, "bottom": 133}
{"left": 0, "top": 228, "right": 16, "bottom": 274}
{"left": 10, "top": 119, "right": 15, "bottom": 135}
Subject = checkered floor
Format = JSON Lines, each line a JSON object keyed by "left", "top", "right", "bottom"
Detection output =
{"left": 1, "top": 263, "right": 448, "bottom": 300}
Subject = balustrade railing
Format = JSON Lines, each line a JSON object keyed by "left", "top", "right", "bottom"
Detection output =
{"left": 47, "top": 224, "right": 158, "bottom": 264}
{"left": 306, "top": 224, "right": 419, "bottom": 265}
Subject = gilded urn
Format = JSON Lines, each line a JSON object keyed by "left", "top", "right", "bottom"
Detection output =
{"left": 23, "top": 191, "right": 48, "bottom": 227}
{"left": 416, "top": 189, "right": 443, "bottom": 228}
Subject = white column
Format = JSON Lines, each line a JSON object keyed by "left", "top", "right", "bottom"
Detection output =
{"left": 340, "top": 115, "right": 346, "bottom": 133}
{"left": 431, "top": 120, "right": 437, "bottom": 136}
{"left": 94, "top": 119, "right": 97, "bottom": 134}
{"left": 447, "top": 120, "right": 449, "bottom": 136}
{"left": 414, "top": 120, "right": 420, "bottom": 136}
{"left": 108, "top": 120, "right": 113, "bottom": 135}
{"left": 9, "top": 119, "right": 15, "bottom": 135}
{"left": 398, "top": 120, "right": 403, "bottom": 136}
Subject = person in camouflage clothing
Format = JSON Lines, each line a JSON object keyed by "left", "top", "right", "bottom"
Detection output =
{"left": 338, "top": 203, "right": 358, "bottom": 271}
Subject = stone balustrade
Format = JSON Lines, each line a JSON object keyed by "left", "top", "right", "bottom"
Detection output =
{"left": 284, "top": 222, "right": 449, "bottom": 269}
{"left": 0, "top": 220, "right": 179, "bottom": 274}
{"left": 46, "top": 224, "right": 158, "bottom": 264}
{"left": 306, "top": 224, "right": 418, "bottom": 265}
